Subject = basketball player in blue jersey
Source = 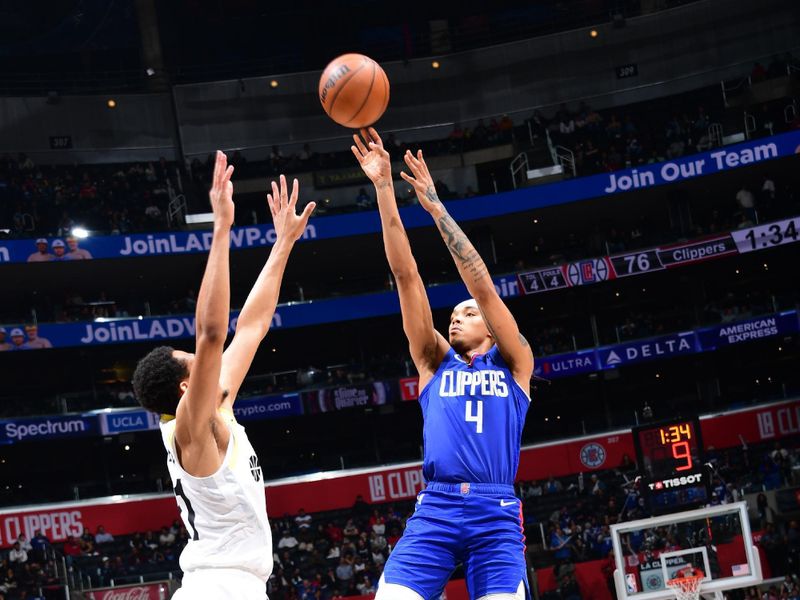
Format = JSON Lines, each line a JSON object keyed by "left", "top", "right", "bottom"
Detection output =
{"left": 352, "top": 128, "right": 534, "bottom": 600}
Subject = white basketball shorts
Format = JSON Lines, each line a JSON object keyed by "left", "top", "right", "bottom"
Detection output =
{"left": 173, "top": 568, "right": 267, "bottom": 600}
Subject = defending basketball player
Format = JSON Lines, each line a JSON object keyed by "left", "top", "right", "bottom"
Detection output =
{"left": 132, "top": 152, "right": 315, "bottom": 599}
{"left": 352, "top": 128, "right": 534, "bottom": 600}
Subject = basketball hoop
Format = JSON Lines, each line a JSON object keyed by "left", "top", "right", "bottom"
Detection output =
{"left": 667, "top": 567, "right": 705, "bottom": 600}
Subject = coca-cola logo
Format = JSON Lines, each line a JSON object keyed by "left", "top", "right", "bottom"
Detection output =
{"left": 86, "top": 583, "right": 165, "bottom": 600}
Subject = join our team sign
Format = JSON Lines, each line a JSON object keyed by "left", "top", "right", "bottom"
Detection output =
{"left": 0, "top": 131, "right": 798, "bottom": 265}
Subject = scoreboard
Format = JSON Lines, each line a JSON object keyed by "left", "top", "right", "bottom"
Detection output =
{"left": 632, "top": 417, "right": 711, "bottom": 513}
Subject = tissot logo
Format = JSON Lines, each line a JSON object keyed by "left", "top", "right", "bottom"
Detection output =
{"left": 249, "top": 455, "right": 262, "bottom": 482}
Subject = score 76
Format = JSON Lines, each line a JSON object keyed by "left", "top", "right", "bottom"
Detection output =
{"left": 611, "top": 249, "right": 664, "bottom": 277}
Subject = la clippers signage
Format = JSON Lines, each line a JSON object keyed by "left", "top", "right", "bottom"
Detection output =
{"left": 84, "top": 582, "right": 169, "bottom": 600}
{"left": 1, "top": 399, "right": 798, "bottom": 546}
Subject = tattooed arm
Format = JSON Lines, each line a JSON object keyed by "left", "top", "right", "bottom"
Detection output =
{"left": 400, "top": 149, "right": 534, "bottom": 386}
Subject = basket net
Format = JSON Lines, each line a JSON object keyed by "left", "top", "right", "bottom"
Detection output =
{"left": 666, "top": 567, "right": 705, "bottom": 600}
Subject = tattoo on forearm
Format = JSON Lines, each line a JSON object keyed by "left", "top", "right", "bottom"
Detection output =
{"left": 377, "top": 180, "right": 391, "bottom": 190}
{"left": 425, "top": 186, "right": 441, "bottom": 205}
{"left": 437, "top": 212, "right": 488, "bottom": 283}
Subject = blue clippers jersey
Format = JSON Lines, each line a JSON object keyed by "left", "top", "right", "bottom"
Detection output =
{"left": 419, "top": 345, "right": 530, "bottom": 485}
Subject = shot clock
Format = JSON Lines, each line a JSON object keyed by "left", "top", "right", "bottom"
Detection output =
{"left": 633, "top": 417, "right": 711, "bottom": 514}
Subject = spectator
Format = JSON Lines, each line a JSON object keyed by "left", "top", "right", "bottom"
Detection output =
{"left": 0, "top": 329, "right": 9, "bottom": 352}
{"left": 277, "top": 530, "right": 299, "bottom": 550}
{"left": 95, "top": 526, "right": 114, "bottom": 545}
{"left": 352, "top": 495, "right": 370, "bottom": 517}
{"left": 65, "top": 236, "right": 93, "bottom": 260}
{"left": 156, "top": 527, "right": 174, "bottom": 547}
{"left": 326, "top": 521, "right": 344, "bottom": 546}
{"left": 736, "top": 186, "right": 757, "bottom": 223}
{"left": 335, "top": 556, "right": 354, "bottom": 583}
{"left": 23, "top": 325, "right": 52, "bottom": 349}
{"left": 8, "top": 543, "right": 27, "bottom": 565}
{"left": 80, "top": 527, "right": 95, "bottom": 550}
{"left": 63, "top": 535, "right": 83, "bottom": 564}
{"left": 16, "top": 535, "right": 32, "bottom": 554}
{"left": 545, "top": 476, "right": 563, "bottom": 494}
{"left": 356, "top": 574, "right": 376, "bottom": 595}
{"left": 369, "top": 509, "right": 386, "bottom": 535}
{"left": 51, "top": 239, "right": 69, "bottom": 261}
{"left": 342, "top": 519, "right": 359, "bottom": 538}
{"left": 0, "top": 568, "right": 17, "bottom": 596}
{"left": 590, "top": 474, "right": 607, "bottom": 496}
{"left": 295, "top": 509, "right": 312, "bottom": 531}
{"left": 27, "top": 239, "right": 53, "bottom": 263}
{"left": 29, "top": 531, "right": 50, "bottom": 560}
{"left": 551, "top": 527, "right": 572, "bottom": 560}
{"left": 8, "top": 329, "right": 30, "bottom": 351}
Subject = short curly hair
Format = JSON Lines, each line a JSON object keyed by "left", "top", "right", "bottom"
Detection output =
{"left": 132, "top": 346, "right": 188, "bottom": 415}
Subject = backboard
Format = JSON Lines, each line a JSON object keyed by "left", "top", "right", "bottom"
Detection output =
{"left": 610, "top": 502, "right": 762, "bottom": 600}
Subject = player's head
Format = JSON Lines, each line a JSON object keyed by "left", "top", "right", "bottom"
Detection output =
{"left": 66, "top": 236, "right": 79, "bottom": 251}
{"left": 35, "top": 238, "right": 48, "bottom": 254}
{"left": 132, "top": 346, "right": 193, "bottom": 415}
{"left": 448, "top": 298, "right": 490, "bottom": 353}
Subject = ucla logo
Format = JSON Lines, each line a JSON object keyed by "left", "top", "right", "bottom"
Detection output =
{"left": 580, "top": 442, "right": 606, "bottom": 468}
{"left": 249, "top": 455, "right": 262, "bottom": 482}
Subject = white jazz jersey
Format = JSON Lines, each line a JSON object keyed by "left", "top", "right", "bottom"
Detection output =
{"left": 160, "top": 410, "right": 273, "bottom": 583}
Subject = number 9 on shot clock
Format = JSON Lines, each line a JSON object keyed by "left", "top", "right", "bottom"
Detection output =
{"left": 633, "top": 416, "right": 711, "bottom": 514}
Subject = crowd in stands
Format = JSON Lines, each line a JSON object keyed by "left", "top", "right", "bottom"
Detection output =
{"left": 536, "top": 57, "right": 799, "bottom": 179}
{"left": 0, "top": 155, "right": 178, "bottom": 240}
{"left": 3, "top": 439, "right": 799, "bottom": 599}
{"left": 5, "top": 163, "right": 793, "bottom": 338}
{"left": 0, "top": 531, "right": 61, "bottom": 598}
{"left": 6, "top": 68, "right": 799, "bottom": 241}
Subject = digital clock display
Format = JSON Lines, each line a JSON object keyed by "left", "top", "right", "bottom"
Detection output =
{"left": 635, "top": 418, "right": 702, "bottom": 480}
{"left": 633, "top": 417, "right": 709, "bottom": 513}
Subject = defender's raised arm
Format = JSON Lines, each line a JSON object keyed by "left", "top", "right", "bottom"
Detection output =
{"left": 176, "top": 151, "right": 234, "bottom": 458}
{"left": 220, "top": 175, "right": 315, "bottom": 405}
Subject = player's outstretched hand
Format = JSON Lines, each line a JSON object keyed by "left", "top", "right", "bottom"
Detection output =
{"left": 209, "top": 151, "right": 235, "bottom": 228}
{"left": 401, "top": 149, "right": 443, "bottom": 214}
{"left": 352, "top": 127, "right": 392, "bottom": 187}
{"left": 267, "top": 174, "right": 316, "bottom": 242}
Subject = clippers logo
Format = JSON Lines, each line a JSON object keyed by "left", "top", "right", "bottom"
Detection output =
{"left": 249, "top": 455, "right": 262, "bottom": 482}
{"left": 646, "top": 575, "right": 663, "bottom": 589}
{"left": 567, "top": 259, "right": 609, "bottom": 286}
{"left": 580, "top": 442, "right": 607, "bottom": 468}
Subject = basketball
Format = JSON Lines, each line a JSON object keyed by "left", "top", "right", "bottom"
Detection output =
{"left": 319, "top": 53, "right": 390, "bottom": 128}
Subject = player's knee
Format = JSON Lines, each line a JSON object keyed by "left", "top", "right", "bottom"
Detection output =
{"left": 376, "top": 575, "right": 425, "bottom": 600}
{"left": 476, "top": 580, "right": 526, "bottom": 600}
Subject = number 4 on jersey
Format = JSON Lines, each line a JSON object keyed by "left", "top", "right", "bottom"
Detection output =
{"left": 465, "top": 400, "right": 484, "bottom": 434}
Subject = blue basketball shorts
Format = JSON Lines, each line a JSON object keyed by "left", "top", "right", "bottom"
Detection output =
{"left": 381, "top": 482, "right": 529, "bottom": 600}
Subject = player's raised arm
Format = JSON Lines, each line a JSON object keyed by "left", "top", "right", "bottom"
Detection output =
{"left": 219, "top": 175, "right": 316, "bottom": 405}
{"left": 400, "top": 149, "right": 534, "bottom": 384}
{"left": 352, "top": 128, "right": 449, "bottom": 385}
{"left": 177, "top": 151, "right": 234, "bottom": 442}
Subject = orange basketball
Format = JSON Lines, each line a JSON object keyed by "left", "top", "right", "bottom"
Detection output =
{"left": 318, "top": 53, "right": 390, "bottom": 129}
